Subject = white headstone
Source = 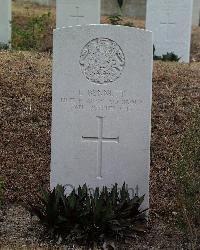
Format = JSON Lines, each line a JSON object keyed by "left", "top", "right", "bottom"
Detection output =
{"left": 0, "top": 0, "right": 11, "bottom": 46}
{"left": 31, "top": 0, "right": 51, "bottom": 5}
{"left": 146, "top": 0, "right": 193, "bottom": 63}
{"left": 56, "top": 0, "right": 100, "bottom": 28}
{"left": 51, "top": 25, "right": 152, "bottom": 209}
{"left": 192, "top": 0, "right": 200, "bottom": 26}
{"left": 18, "top": 0, "right": 55, "bottom": 5}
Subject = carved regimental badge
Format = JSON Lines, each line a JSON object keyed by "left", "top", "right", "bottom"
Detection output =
{"left": 80, "top": 38, "right": 125, "bottom": 84}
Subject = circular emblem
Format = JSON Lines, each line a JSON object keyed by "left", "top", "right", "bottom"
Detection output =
{"left": 79, "top": 38, "right": 125, "bottom": 84}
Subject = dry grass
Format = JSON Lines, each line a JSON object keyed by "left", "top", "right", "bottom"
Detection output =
{"left": 0, "top": 50, "right": 199, "bottom": 215}
{"left": 151, "top": 62, "right": 199, "bottom": 214}
{"left": 0, "top": 2, "right": 199, "bottom": 248}
{"left": 0, "top": 51, "right": 52, "bottom": 202}
{"left": 0, "top": 245, "right": 83, "bottom": 250}
{"left": 0, "top": 46, "right": 199, "bottom": 250}
{"left": 0, "top": 247, "right": 66, "bottom": 250}
{"left": 12, "top": 0, "right": 56, "bottom": 17}
{"left": 191, "top": 26, "right": 200, "bottom": 62}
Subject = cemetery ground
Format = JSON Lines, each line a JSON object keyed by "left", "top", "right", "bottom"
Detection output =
{"left": 0, "top": 52, "right": 199, "bottom": 249}
{"left": 0, "top": 2, "right": 199, "bottom": 250}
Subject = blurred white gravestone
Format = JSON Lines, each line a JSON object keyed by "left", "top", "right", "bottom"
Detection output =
{"left": 192, "top": 0, "right": 200, "bottom": 26}
{"left": 146, "top": 0, "right": 193, "bottom": 63}
{"left": 0, "top": 0, "right": 11, "bottom": 46}
{"left": 51, "top": 25, "right": 153, "bottom": 209}
{"left": 24, "top": 0, "right": 55, "bottom": 5}
{"left": 56, "top": 0, "right": 100, "bottom": 28}
{"left": 31, "top": 0, "right": 50, "bottom": 5}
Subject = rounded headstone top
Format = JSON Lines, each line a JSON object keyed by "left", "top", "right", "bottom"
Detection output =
{"left": 79, "top": 37, "right": 125, "bottom": 84}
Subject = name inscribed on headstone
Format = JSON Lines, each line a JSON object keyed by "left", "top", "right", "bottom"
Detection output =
{"left": 60, "top": 89, "right": 143, "bottom": 112}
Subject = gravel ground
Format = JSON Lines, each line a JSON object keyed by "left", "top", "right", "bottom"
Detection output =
{"left": 0, "top": 204, "right": 194, "bottom": 249}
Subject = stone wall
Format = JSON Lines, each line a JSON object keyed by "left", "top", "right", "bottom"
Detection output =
{"left": 192, "top": 0, "right": 200, "bottom": 26}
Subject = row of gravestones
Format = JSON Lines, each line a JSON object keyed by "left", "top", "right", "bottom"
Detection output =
{"left": 1, "top": 0, "right": 194, "bottom": 63}
{"left": 104, "top": 0, "right": 200, "bottom": 27}
{"left": 16, "top": 0, "right": 200, "bottom": 26}
{"left": 0, "top": 0, "right": 195, "bottom": 212}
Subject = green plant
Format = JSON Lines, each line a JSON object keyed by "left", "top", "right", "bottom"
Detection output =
{"left": 175, "top": 108, "right": 200, "bottom": 249}
{"left": 108, "top": 15, "right": 122, "bottom": 25}
{"left": 117, "top": 0, "right": 124, "bottom": 8}
{"left": 124, "top": 22, "right": 135, "bottom": 27}
{"left": 29, "top": 183, "right": 147, "bottom": 246}
{"left": 0, "top": 43, "right": 9, "bottom": 50}
{"left": 153, "top": 45, "right": 162, "bottom": 60}
{"left": 162, "top": 52, "right": 181, "bottom": 62}
{"left": 12, "top": 12, "right": 52, "bottom": 51}
{"left": 153, "top": 45, "right": 181, "bottom": 62}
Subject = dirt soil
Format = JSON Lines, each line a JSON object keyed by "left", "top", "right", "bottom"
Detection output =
{"left": 0, "top": 50, "right": 199, "bottom": 248}
{"left": 0, "top": 204, "right": 192, "bottom": 249}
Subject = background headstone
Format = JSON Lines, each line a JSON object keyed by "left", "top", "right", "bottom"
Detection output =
{"left": 14, "top": 0, "right": 55, "bottom": 5}
{"left": 30, "top": 0, "right": 52, "bottom": 5}
{"left": 146, "top": 0, "right": 193, "bottom": 63}
{"left": 51, "top": 25, "right": 153, "bottom": 209}
{"left": 56, "top": 0, "right": 100, "bottom": 28}
{"left": 101, "top": 0, "right": 121, "bottom": 16}
{"left": 192, "top": 0, "right": 200, "bottom": 26}
{"left": 122, "top": 0, "right": 146, "bottom": 19}
{"left": 0, "top": 0, "right": 11, "bottom": 46}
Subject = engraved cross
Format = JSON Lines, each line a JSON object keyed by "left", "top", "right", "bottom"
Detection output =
{"left": 70, "top": 6, "right": 84, "bottom": 23}
{"left": 82, "top": 116, "right": 119, "bottom": 179}
{"left": 160, "top": 10, "right": 176, "bottom": 42}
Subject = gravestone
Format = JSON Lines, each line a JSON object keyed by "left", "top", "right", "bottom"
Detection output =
{"left": 37, "top": 0, "right": 55, "bottom": 5}
{"left": 122, "top": 0, "right": 146, "bottom": 19}
{"left": 0, "top": 0, "right": 11, "bottom": 46}
{"left": 51, "top": 25, "right": 153, "bottom": 209}
{"left": 192, "top": 0, "right": 200, "bottom": 26}
{"left": 16, "top": 0, "right": 55, "bottom": 5}
{"left": 101, "top": 0, "right": 121, "bottom": 16}
{"left": 146, "top": 0, "right": 193, "bottom": 63}
{"left": 31, "top": 0, "right": 51, "bottom": 5}
{"left": 56, "top": 0, "right": 100, "bottom": 28}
